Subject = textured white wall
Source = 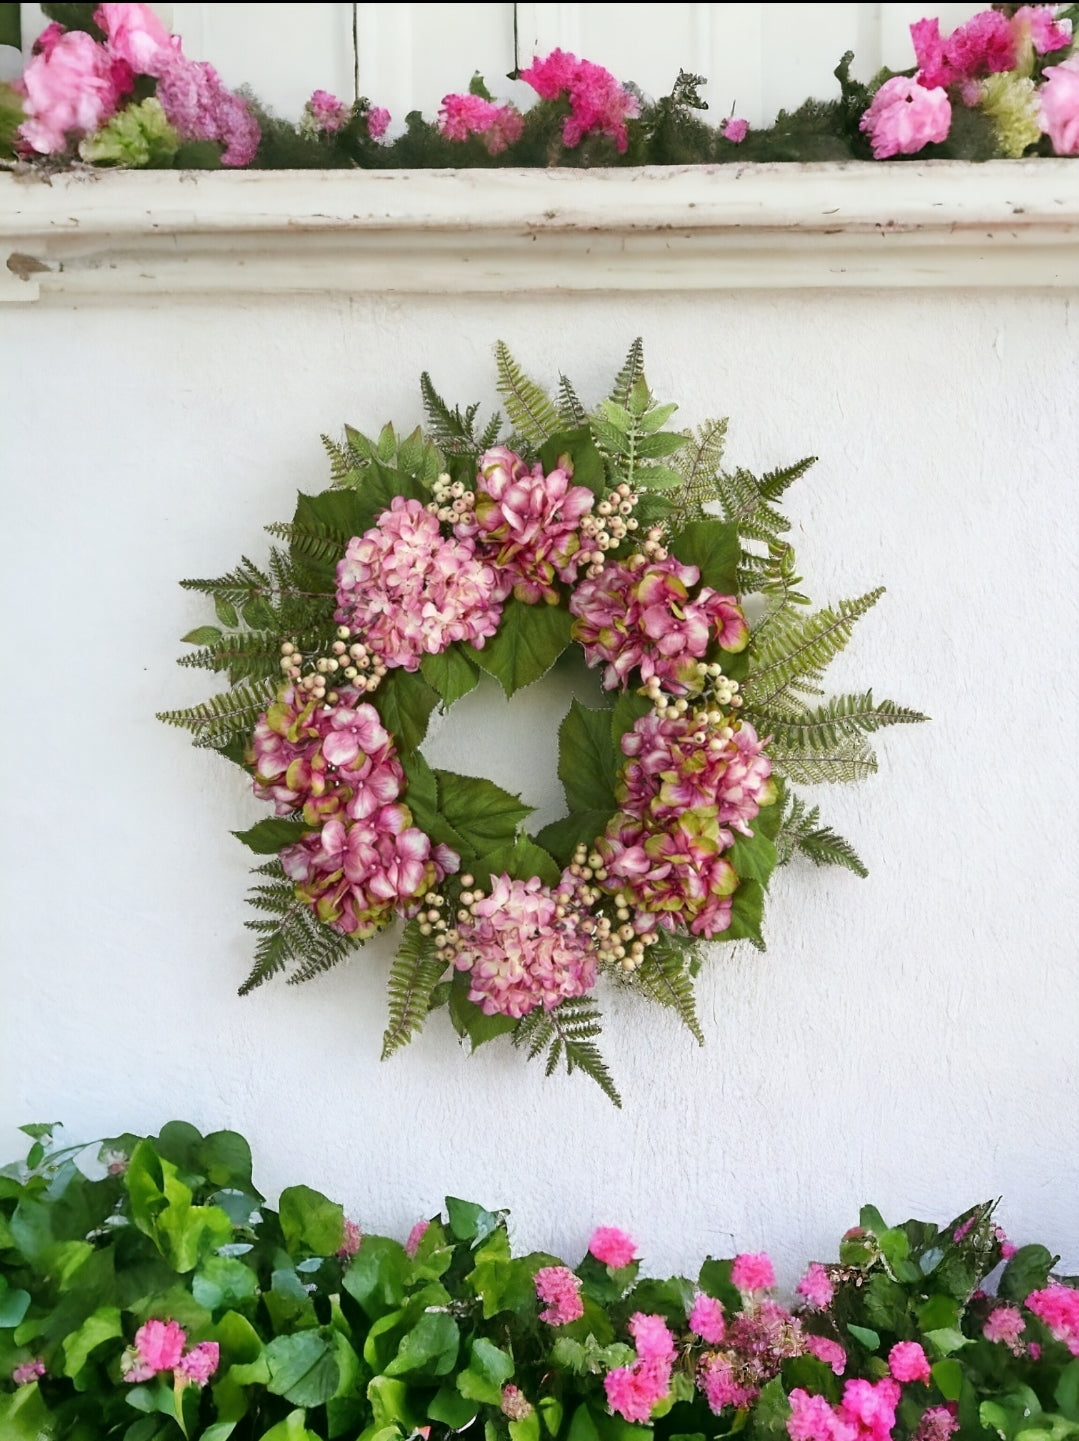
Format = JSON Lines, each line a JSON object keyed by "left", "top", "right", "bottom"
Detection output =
{"left": 2, "top": 281, "right": 1076, "bottom": 1277}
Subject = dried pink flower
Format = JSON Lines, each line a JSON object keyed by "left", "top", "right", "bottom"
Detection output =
{"left": 337, "top": 1218, "right": 363, "bottom": 1258}
{"left": 700, "top": 1352, "right": 760, "bottom": 1413}
{"left": 984, "top": 1304, "right": 1025, "bottom": 1349}
{"left": 915, "top": 1405, "right": 959, "bottom": 1441}
{"left": 589, "top": 1225, "right": 637, "bottom": 1268}
{"left": 306, "top": 88, "right": 349, "bottom": 132}
{"left": 534, "top": 1265, "right": 584, "bottom": 1325}
{"left": 155, "top": 55, "right": 259, "bottom": 165}
{"left": 888, "top": 1340, "right": 931, "bottom": 1384}
{"left": 860, "top": 75, "right": 951, "bottom": 158}
{"left": 12, "top": 1358, "right": 46, "bottom": 1386}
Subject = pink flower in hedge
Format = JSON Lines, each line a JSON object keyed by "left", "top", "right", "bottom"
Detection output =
{"left": 123, "top": 1318, "right": 187, "bottom": 1382}
{"left": 176, "top": 1341, "right": 219, "bottom": 1387}
{"left": 915, "top": 1405, "right": 959, "bottom": 1441}
{"left": 438, "top": 93, "right": 524, "bottom": 154}
{"left": 339, "top": 497, "right": 503, "bottom": 667}
{"left": 731, "top": 1252, "right": 775, "bottom": 1294}
{"left": 337, "top": 1218, "right": 363, "bottom": 1258}
{"left": 17, "top": 28, "right": 131, "bottom": 154}
{"left": 1040, "top": 56, "right": 1079, "bottom": 155}
{"left": 984, "top": 1304, "right": 1025, "bottom": 1350}
{"left": 535, "top": 1265, "right": 584, "bottom": 1325}
{"left": 690, "top": 1292, "right": 726, "bottom": 1344}
{"left": 605, "top": 1364, "right": 665, "bottom": 1422}
{"left": 306, "top": 88, "right": 349, "bottom": 132}
{"left": 910, "top": 12, "right": 1015, "bottom": 91}
{"left": 405, "top": 1219, "right": 429, "bottom": 1257}
{"left": 1026, "top": 1282, "right": 1079, "bottom": 1355}
{"left": 12, "top": 1358, "right": 45, "bottom": 1386}
{"left": 155, "top": 55, "right": 260, "bottom": 165}
{"left": 367, "top": 105, "right": 391, "bottom": 138}
{"left": 788, "top": 1388, "right": 853, "bottom": 1441}
{"left": 842, "top": 1378, "right": 901, "bottom": 1441}
{"left": 700, "top": 1353, "right": 759, "bottom": 1413}
{"left": 94, "top": 3, "right": 181, "bottom": 75}
{"left": 521, "top": 48, "right": 639, "bottom": 152}
{"left": 589, "top": 1225, "right": 637, "bottom": 1268}
{"left": 501, "top": 1385, "right": 534, "bottom": 1421}
{"left": 797, "top": 1262, "right": 834, "bottom": 1309}
{"left": 953, "top": 1218, "right": 974, "bottom": 1243}
{"left": 722, "top": 117, "right": 749, "bottom": 143}
{"left": 729, "top": 1298, "right": 804, "bottom": 1360}
{"left": 630, "top": 1312, "right": 676, "bottom": 1365}
{"left": 805, "top": 1335, "right": 846, "bottom": 1375}
{"left": 993, "top": 1225, "right": 1017, "bottom": 1259}
{"left": 860, "top": 75, "right": 951, "bottom": 158}
{"left": 888, "top": 1340, "right": 931, "bottom": 1384}
{"left": 604, "top": 1314, "right": 674, "bottom": 1422}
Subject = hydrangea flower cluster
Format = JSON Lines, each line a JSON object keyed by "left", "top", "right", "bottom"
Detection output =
{"left": 520, "top": 48, "right": 640, "bottom": 151}
{"left": 1026, "top": 1283, "right": 1079, "bottom": 1354}
{"left": 120, "top": 1319, "right": 219, "bottom": 1389}
{"left": 604, "top": 1312, "right": 677, "bottom": 1422}
{"left": 437, "top": 93, "right": 525, "bottom": 153}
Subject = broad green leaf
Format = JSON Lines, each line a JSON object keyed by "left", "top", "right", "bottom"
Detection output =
{"left": 421, "top": 646, "right": 480, "bottom": 708}
{"left": 697, "top": 1256, "right": 741, "bottom": 1312}
{"left": 62, "top": 1305, "right": 122, "bottom": 1379}
{"left": 466, "top": 598, "right": 574, "bottom": 698}
{"left": 263, "top": 1329, "right": 342, "bottom": 1407}
{"left": 213, "top": 1308, "right": 264, "bottom": 1365}
{"left": 125, "top": 1140, "right": 232, "bottom": 1272}
{"left": 343, "top": 1237, "right": 411, "bottom": 1320}
{"left": 181, "top": 625, "right": 224, "bottom": 646}
{"left": 636, "top": 464, "right": 684, "bottom": 490}
{"left": 0, "top": 1384, "right": 55, "bottom": 1441}
{"left": 610, "top": 690, "right": 651, "bottom": 750}
{"left": 433, "top": 771, "right": 532, "bottom": 856}
{"left": 0, "top": 1276, "right": 30, "bottom": 1327}
{"left": 474, "top": 837, "right": 561, "bottom": 889}
{"left": 637, "top": 431, "right": 690, "bottom": 460}
{"left": 446, "top": 1198, "right": 503, "bottom": 1243}
{"left": 727, "top": 828, "right": 779, "bottom": 888}
{"left": 430, "top": 1386, "right": 479, "bottom": 1428}
{"left": 201, "top": 1425, "right": 239, "bottom": 1441}
{"left": 256, "top": 1410, "right": 324, "bottom": 1441}
{"left": 538, "top": 430, "right": 607, "bottom": 498}
{"left": 400, "top": 752, "right": 466, "bottom": 853}
{"left": 925, "top": 1328, "right": 970, "bottom": 1356}
{"left": 1000, "top": 1245, "right": 1055, "bottom": 1302}
{"left": 511, "top": 1417, "right": 542, "bottom": 1441}
{"left": 720, "top": 878, "right": 766, "bottom": 949}
{"left": 448, "top": 973, "right": 518, "bottom": 1049}
{"left": 1057, "top": 1361, "right": 1079, "bottom": 1422}
{"left": 368, "top": 1375, "right": 425, "bottom": 1432}
{"left": 233, "top": 818, "right": 314, "bottom": 854}
{"left": 193, "top": 1255, "right": 259, "bottom": 1312}
{"left": 916, "top": 1295, "right": 960, "bottom": 1332}
{"left": 540, "top": 1397, "right": 564, "bottom": 1436}
{"left": 372, "top": 668, "right": 440, "bottom": 753}
{"left": 668, "top": 519, "right": 741, "bottom": 594}
{"left": 748, "top": 1376, "right": 791, "bottom": 1440}
{"left": 847, "top": 1324, "right": 880, "bottom": 1352}
{"left": 215, "top": 597, "right": 239, "bottom": 628}
{"left": 558, "top": 701, "right": 618, "bottom": 813}
{"left": 263, "top": 1266, "right": 318, "bottom": 1333}
{"left": 456, "top": 1338, "right": 514, "bottom": 1404}
{"left": 200, "top": 1130, "right": 256, "bottom": 1190}
{"left": 568, "top": 1404, "right": 603, "bottom": 1441}
{"left": 383, "top": 1311, "right": 459, "bottom": 1378}
{"left": 279, "top": 1184, "right": 345, "bottom": 1259}
{"left": 535, "top": 811, "right": 611, "bottom": 868}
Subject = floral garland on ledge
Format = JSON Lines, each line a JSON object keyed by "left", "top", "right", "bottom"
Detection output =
{"left": 1, "top": 2, "right": 1078, "bottom": 170}
{"left": 159, "top": 344, "right": 925, "bottom": 1105}
{"left": 2, "top": 1121, "right": 1078, "bottom": 1439}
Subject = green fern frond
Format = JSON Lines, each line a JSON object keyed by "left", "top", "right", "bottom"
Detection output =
{"left": 607, "top": 337, "right": 645, "bottom": 407}
{"left": 743, "top": 588, "right": 884, "bottom": 708}
{"left": 556, "top": 373, "right": 587, "bottom": 429}
{"left": 381, "top": 921, "right": 448, "bottom": 1059}
{"left": 479, "top": 411, "right": 503, "bottom": 451}
{"left": 494, "top": 341, "right": 560, "bottom": 447}
{"left": 760, "top": 692, "right": 929, "bottom": 749}
{"left": 757, "top": 456, "right": 817, "bottom": 503}
{"left": 238, "top": 861, "right": 355, "bottom": 994}
{"left": 264, "top": 520, "right": 348, "bottom": 567}
{"left": 179, "top": 557, "right": 271, "bottom": 607}
{"left": 176, "top": 629, "right": 322, "bottom": 686}
{"left": 156, "top": 679, "right": 277, "bottom": 749}
{"left": 513, "top": 996, "right": 621, "bottom": 1107}
{"left": 631, "top": 936, "right": 704, "bottom": 1044}
{"left": 420, "top": 371, "right": 487, "bottom": 454}
{"left": 768, "top": 740, "right": 879, "bottom": 786}
{"left": 775, "top": 793, "right": 868, "bottom": 876}
{"left": 666, "top": 418, "right": 729, "bottom": 528}
{"left": 321, "top": 432, "right": 354, "bottom": 484}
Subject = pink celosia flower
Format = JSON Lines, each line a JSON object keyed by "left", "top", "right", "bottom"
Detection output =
{"left": 605, "top": 1313, "right": 675, "bottom": 1421}
{"left": 910, "top": 12, "right": 1016, "bottom": 91}
{"left": 732, "top": 1252, "right": 775, "bottom": 1293}
{"left": 690, "top": 1292, "right": 727, "bottom": 1344}
{"left": 788, "top": 1388, "right": 855, "bottom": 1441}
{"left": 405, "top": 1219, "right": 430, "bottom": 1257}
{"left": 176, "top": 1341, "right": 219, "bottom": 1388}
{"left": 1026, "top": 1283, "right": 1079, "bottom": 1355}
{"left": 521, "top": 48, "right": 639, "bottom": 152}
{"left": 17, "top": 28, "right": 131, "bottom": 154}
{"left": 123, "top": 1319, "right": 187, "bottom": 1382}
{"left": 451, "top": 872, "right": 598, "bottom": 1018}
{"left": 535, "top": 1265, "right": 584, "bottom": 1325}
{"left": 722, "top": 117, "right": 749, "bottom": 143}
{"left": 12, "top": 1358, "right": 46, "bottom": 1386}
{"left": 888, "top": 1340, "right": 931, "bottom": 1384}
{"left": 805, "top": 1335, "right": 846, "bottom": 1375}
{"left": 605, "top": 1364, "right": 665, "bottom": 1422}
{"left": 367, "top": 105, "right": 391, "bottom": 138}
{"left": 630, "top": 1312, "right": 676, "bottom": 1364}
{"left": 457, "top": 448, "right": 594, "bottom": 604}
{"left": 994, "top": 1225, "right": 1018, "bottom": 1260}
{"left": 438, "top": 93, "right": 524, "bottom": 154}
{"left": 94, "top": 3, "right": 181, "bottom": 75}
{"left": 700, "top": 1352, "right": 760, "bottom": 1413}
{"left": 984, "top": 1304, "right": 1025, "bottom": 1349}
{"left": 155, "top": 55, "right": 260, "bottom": 165}
{"left": 589, "top": 1225, "right": 637, "bottom": 1268}
{"left": 306, "top": 88, "right": 349, "bottom": 132}
{"left": 338, "top": 497, "right": 503, "bottom": 668}
{"left": 1029, "top": 1342, "right": 1042, "bottom": 1360}
{"left": 337, "top": 1218, "right": 362, "bottom": 1258}
{"left": 797, "top": 1262, "right": 835, "bottom": 1309}
{"left": 915, "top": 1405, "right": 959, "bottom": 1441}
{"left": 1040, "top": 56, "right": 1079, "bottom": 155}
{"left": 860, "top": 75, "right": 951, "bottom": 158}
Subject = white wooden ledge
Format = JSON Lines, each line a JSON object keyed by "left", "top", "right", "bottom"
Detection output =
{"left": 1, "top": 160, "right": 1076, "bottom": 302}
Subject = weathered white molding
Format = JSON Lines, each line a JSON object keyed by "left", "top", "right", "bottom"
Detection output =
{"left": 2, "top": 160, "right": 1076, "bottom": 303}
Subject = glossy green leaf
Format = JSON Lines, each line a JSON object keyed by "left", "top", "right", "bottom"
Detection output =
{"left": 0, "top": 1276, "right": 30, "bottom": 1327}
{"left": 433, "top": 771, "right": 532, "bottom": 855}
{"left": 999, "top": 1246, "right": 1055, "bottom": 1302}
{"left": 61, "top": 1305, "right": 122, "bottom": 1379}
{"left": 727, "top": 828, "right": 779, "bottom": 888}
{"left": 368, "top": 1375, "right": 425, "bottom": 1432}
{"left": 535, "top": 810, "right": 611, "bottom": 868}
{"left": 0, "top": 1383, "right": 55, "bottom": 1441}
{"left": 456, "top": 1337, "right": 514, "bottom": 1403}
{"left": 421, "top": 646, "right": 480, "bottom": 708}
{"left": 429, "top": 1385, "right": 479, "bottom": 1428}
{"left": 279, "top": 1184, "right": 345, "bottom": 1259}
{"left": 721, "top": 878, "right": 766, "bottom": 949}
{"left": 847, "top": 1324, "right": 880, "bottom": 1352}
{"left": 466, "top": 598, "right": 574, "bottom": 698}
{"left": 372, "top": 668, "right": 440, "bottom": 752}
{"left": 558, "top": 701, "right": 618, "bottom": 813}
{"left": 1056, "top": 1361, "right": 1079, "bottom": 1422}
{"left": 263, "top": 1329, "right": 341, "bottom": 1407}
{"left": 256, "top": 1410, "right": 324, "bottom": 1441}
{"left": 233, "top": 818, "right": 314, "bottom": 854}
{"left": 925, "top": 1328, "right": 970, "bottom": 1356}
{"left": 448, "top": 973, "right": 518, "bottom": 1049}
{"left": 343, "top": 1237, "right": 411, "bottom": 1320}
{"left": 538, "top": 430, "right": 607, "bottom": 498}
{"left": 193, "top": 1255, "right": 259, "bottom": 1312}
{"left": 668, "top": 519, "right": 740, "bottom": 594}
{"left": 511, "top": 1415, "right": 542, "bottom": 1441}
{"left": 384, "top": 1311, "right": 459, "bottom": 1378}
{"left": 473, "top": 837, "right": 560, "bottom": 889}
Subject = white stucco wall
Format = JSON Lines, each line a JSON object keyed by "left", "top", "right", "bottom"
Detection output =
{"left": 1, "top": 182, "right": 1077, "bottom": 1281}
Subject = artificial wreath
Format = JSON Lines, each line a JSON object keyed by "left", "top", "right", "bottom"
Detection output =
{"left": 160, "top": 343, "right": 925, "bottom": 1105}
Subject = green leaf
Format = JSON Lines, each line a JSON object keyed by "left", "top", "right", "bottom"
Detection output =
{"left": 466, "top": 599, "right": 574, "bottom": 698}
{"left": 535, "top": 810, "right": 611, "bottom": 868}
{"left": 847, "top": 1324, "right": 880, "bottom": 1352}
{"left": 538, "top": 429, "right": 607, "bottom": 498}
{"left": 1056, "top": 1361, "right": 1079, "bottom": 1422}
{"left": 343, "top": 1237, "right": 411, "bottom": 1320}
{"left": 181, "top": 625, "right": 224, "bottom": 646}
{"left": 430, "top": 1386, "right": 480, "bottom": 1428}
{"left": 749, "top": 1377, "right": 792, "bottom": 1441}
{"left": 568, "top": 1404, "right": 602, "bottom": 1441}
{"left": 372, "top": 668, "right": 440, "bottom": 752}
{"left": 433, "top": 771, "right": 533, "bottom": 856}
{"left": 62, "top": 1305, "right": 122, "bottom": 1379}
{"left": 925, "top": 1328, "right": 970, "bottom": 1357}
{"left": 279, "top": 1185, "right": 345, "bottom": 1259}
{"left": 448, "top": 972, "right": 518, "bottom": 1049}
{"left": 1000, "top": 1245, "right": 1055, "bottom": 1302}
{"left": 511, "top": 1415, "right": 542, "bottom": 1441}
{"left": 263, "top": 1329, "right": 346, "bottom": 1407}
{"left": 215, "top": 596, "right": 239, "bottom": 628}
{"left": 474, "top": 837, "right": 561, "bottom": 889}
{"left": 382, "top": 921, "right": 448, "bottom": 1060}
{"left": 0, "top": 1277, "right": 30, "bottom": 1327}
{"left": 233, "top": 818, "right": 314, "bottom": 854}
{"left": 916, "top": 1295, "right": 960, "bottom": 1332}
{"left": 125, "top": 1140, "right": 232, "bottom": 1272}
{"left": 667, "top": 519, "right": 741, "bottom": 593}
{"left": 610, "top": 690, "right": 651, "bottom": 750}
{"left": 368, "top": 1375, "right": 425, "bottom": 1433}
{"left": 421, "top": 646, "right": 480, "bottom": 708}
{"left": 192, "top": 1255, "right": 259, "bottom": 1312}
{"left": 726, "top": 828, "right": 779, "bottom": 888}
{"left": 558, "top": 701, "right": 618, "bottom": 813}
{"left": 384, "top": 1312, "right": 460, "bottom": 1378}
{"left": 456, "top": 1338, "right": 514, "bottom": 1404}
{"left": 256, "top": 1408, "right": 325, "bottom": 1441}
{"left": 494, "top": 341, "right": 560, "bottom": 446}
{"left": 0, "top": 1384, "right": 55, "bottom": 1441}
{"left": 399, "top": 752, "right": 466, "bottom": 853}
{"left": 720, "top": 878, "right": 766, "bottom": 949}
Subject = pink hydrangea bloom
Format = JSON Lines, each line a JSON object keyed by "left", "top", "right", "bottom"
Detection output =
{"left": 12, "top": 1358, "right": 46, "bottom": 1386}
{"left": 805, "top": 1335, "right": 846, "bottom": 1375}
{"left": 438, "top": 93, "right": 524, "bottom": 154}
{"left": 17, "top": 28, "right": 131, "bottom": 154}
{"left": 535, "top": 1265, "right": 584, "bottom": 1325}
{"left": 731, "top": 1252, "right": 775, "bottom": 1294}
{"left": 598, "top": 811, "right": 738, "bottom": 938}
{"left": 984, "top": 1304, "right": 1025, "bottom": 1349}
{"left": 367, "top": 105, "right": 391, "bottom": 138}
{"left": 690, "top": 1292, "right": 727, "bottom": 1344}
{"left": 915, "top": 1405, "right": 959, "bottom": 1441}
{"left": 888, "top": 1340, "right": 931, "bottom": 1384}
{"left": 337, "top": 1218, "right": 363, "bottom": 1258}
{"left": 589, "top": 1225, "right": 637, "bottom": 1268}
{"left": 338, "top": 497, "right": 502, "bottom": 668}
{"left": 860, "top": 75, "right": 951, "bottom": 158}
{"left": 307, "top": 88, "right": 349, "bottom": 132}
{"left": 700, "top": 1352, "right": 760, "bottom": 1413}
{"left": 456, "top": 448, "right": 594, "bottom": 604}
{"left": 570, "top": 556, "right": 747, "bottom": 693}
{"left": 123, "top": 1319, "right": 187, "bottom": 1382}
{"left": 910, "top": 12, "right": 1016, "bottom": 91}
{"left": 797, "top": 1262, "right": 835, "bottom": 1310}
{"left": 1026, "top": 1283, "right": 1079, "bottom": 1355}
{"left": 94, "top": 3, "right": 181, "bottom": 75}
{"left": 1014, "top": 5, "right": 1073, "bottom": 57}
{"left": 1040, "top": 56, "right": 1079, "bottom": 155}
{"left": 605, "top": 1364, "right": 665, "bottom": 1422}
{"left": 405, "top": 1219, "right": 430, "bottom": 1257}
{"left": 451, "top": 872, "right": 598, "bottom": 1018}
{"left": 722, "top": 117, "right": 749, "bottom": 143}
{"left": 155, "top": 55, "right": 260, "bottom": 165}
{"left": 176, "top": 1341, "right": 219, "bottom": 1388}
{"left": 521, "top": 48, "right": 639, "bottom": 152}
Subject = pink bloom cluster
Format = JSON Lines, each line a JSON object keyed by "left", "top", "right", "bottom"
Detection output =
{"left": 589, "top": 1225, "right": 638, "bottom": 1268}
{"left": 690, "top": 1293, "right": 726, "bottom": 1345}
{"left": 306, "top": 89, "right": 350, "bottom": 132}
{"left": 888, "top": 1341, "right": 931, "bottom": 1384}
{"left": 787, "top": 1377, "right": 901, "bottom": 1441}
{"left": 1026, "top": 1282, "right": 1079, "bottom": 1355}
{"left": 984, "top": 1303, "right": 1026, "bottom": 1351}
{"left": 732, "top": 1252, "right": 776, "bottom": 1294}
{"left": 722, "top": 117, "right": 749, "bottom": 143}
{"left": 337, "top": 497, "right": 503, "bottom": 670}
{"left": 534, "top": 1265, "right": 584, "bottom": 1325}
{"left": 860, "top": 76, "right": 951, "bottom": 158}
{"left": 915, "top": 1406, "right": 960, "bottom": 1441}
{"left": 806, "top": 1335, "right": 847, "bottom": 1375}
{"left": 696, "top": 1294, "right": 808, "bottom": 1413}
{"left": 570, "top": 556, "right": 748, "bottom": 693}
{"left": 912, "top": 6, "right": 1070, "bottom": 95}
{"left": 796, "top": 1262, "right": 835, "bottom": 1310}
{"left": 521, "top": 48, "right": 640, "bottom": 152}
{"left": 455, "top": 448, "right": 594, "bottom": 604}
{"left": 1041, "top": 56, "right": 1079, "bottom": 154}
{"left": 122, "top": 1320, "right": 219, "bottom": 1388}
{"left": 16, "top": 22, "right": 133, "bottom": 154}
{"left": 605, "top": 1312, "right": 676, "bottom": 1422}
{"left": 438, "top": 93, "right": 525, "bottom": 153}
{"left": 451, "top": 872, "right": 598, "bottom": 1018}
{"left": 12, "top": 1358, "right": 45, "bottom": 1386}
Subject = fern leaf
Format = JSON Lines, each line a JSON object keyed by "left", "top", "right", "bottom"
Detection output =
{"left": 775, "top": 793, "right": 868, "bottom": 876}
{"left": 768, "top": 740, "right": 879, "bottom": 786}
{"left": 264, "top": 520, "right": 349, "bottom": 566}
{"left": 381, "top": 921, "right": 448, "bottom": 1059}
{"left": 238, "top": 860, "right": 355, "bottom": 994}
{"left": 666, "top": 418, "right": 729, "bottom": 528}
{"left": 632, "top": 938, "right": 704, "bottom": 1044}
{"left": 743, "top": 588, "right": 884, "bottom": 708}
{"left": 156, "top": 679, "right": 277, "bottom": 749}
{"left": 179, "top": 557, "right": 271, "bottom": 607}
{"left": 494, "top": 341, "right": 560, "bottom": 446}
{"left": 513, "top": 996, "right": 621, "bottom": 1107}
{"left": 760, "top": 692, "right": 928, "bottom": 749}
{"left": 607, "top": 338, "right": 645, "bottom": 407}
{"left": 556, "top": 373, "right": 587, "bottom": 429}
{"left": 479, "top": 411, "right": 503, "bottom": 451}
{"left": 321, "top": 432, "right": 354, "bottom": 484}
{"left": 758, "top": 456, "right": 817, "bottom": 503}
{"left": 176, "top": 629, "right": 310, "bottom": 685}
